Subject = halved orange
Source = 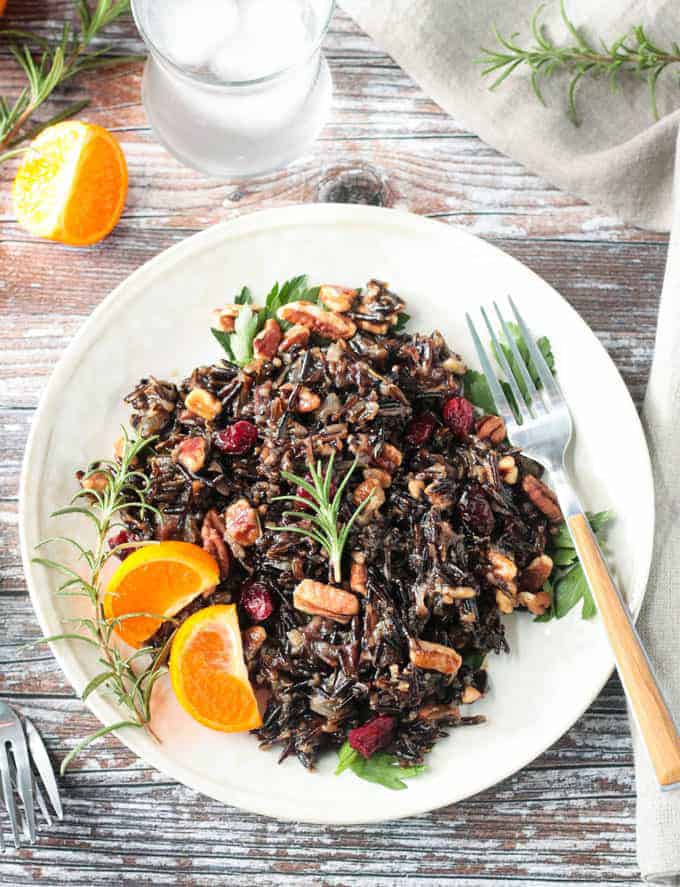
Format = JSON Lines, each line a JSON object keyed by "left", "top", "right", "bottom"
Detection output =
{"left": 170, "top": 604, "right": 262, "bottom": 733}
{"left": 103, "top": 542, "right": 220, "bottom": 648}
{"left": 13, "top": 121, "right": 128, "bottom": 246}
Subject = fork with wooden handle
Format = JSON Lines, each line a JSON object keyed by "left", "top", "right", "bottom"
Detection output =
{"left": 467, "top": 297, "right": 680, "bottom": 789}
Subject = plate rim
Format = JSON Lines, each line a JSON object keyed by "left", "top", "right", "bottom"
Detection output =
{"left": 19, "top": 203, "right": 655, "bottom": 823}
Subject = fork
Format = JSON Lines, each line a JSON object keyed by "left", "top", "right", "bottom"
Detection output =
{"left": 467, "top": 297, "right": 680, "bottom": 790}
{"left": 0, "top": 703, "right": 63, "bottom": 848}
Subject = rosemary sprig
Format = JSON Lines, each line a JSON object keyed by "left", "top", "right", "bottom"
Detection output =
{"left": 267, "top": 454, "right": 373, "bottom": 584}
{"left": 478, "top": 0, "right": 680, "bottom": 123}
{"left": 0, "top": 0, "right": 142, "bottom": 162}
{"left": 32, "top": 429, "right": 170, "bottom": 773}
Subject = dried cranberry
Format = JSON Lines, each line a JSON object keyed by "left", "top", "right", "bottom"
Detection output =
{"left": 214, "top": 421, "right": 258, "bottom": 455}
{"left": 442, "top": 396, "right": 474, "bottom": 438}
{"left": 108, "top": 530, "right": 133, "bottom": 560}
{"left": 459, "top": 485, "right": 495, "bottom": 536}
{"left": 349, "top": 715, "right": 395, "bottom": 759}
{"left": 405, "top": 411, "right": 437, "bottom": 446}
{"left": 240, "top": 581, "right": 274, "bottom": 623}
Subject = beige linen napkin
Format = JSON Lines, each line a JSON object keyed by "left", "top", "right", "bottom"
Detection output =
{"left": 338, "top": 0, "right": 680, "bottom": 879}
{"left": 339, "top": 0, "right": 679, "bottom": 231}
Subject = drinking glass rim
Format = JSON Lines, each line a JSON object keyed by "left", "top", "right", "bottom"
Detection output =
{"left": 131, "top": 0, "right": 336, "bottom": 89}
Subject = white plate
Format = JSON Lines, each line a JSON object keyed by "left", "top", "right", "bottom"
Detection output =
{"left": 20, "top": 204, "right": 654, "bottom": 824}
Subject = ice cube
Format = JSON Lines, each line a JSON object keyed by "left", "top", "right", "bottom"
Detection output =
{"left": 147, "top": 0, "right": 241, "bottom": 69}
{"left": 209, "top": 0, "right": 314, "bottom": 82}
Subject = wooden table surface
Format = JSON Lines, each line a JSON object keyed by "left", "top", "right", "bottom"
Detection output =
{"left": 0, "top": 4, "right": 668, "bottom": 885}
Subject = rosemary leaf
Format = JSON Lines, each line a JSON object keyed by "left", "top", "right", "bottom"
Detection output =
{"left": 478, "top": 0, "right": 680, "bottom": 123}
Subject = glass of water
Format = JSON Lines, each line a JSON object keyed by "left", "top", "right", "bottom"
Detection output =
{"left": 131, "top": 0, "right": 335, "bottom": 178}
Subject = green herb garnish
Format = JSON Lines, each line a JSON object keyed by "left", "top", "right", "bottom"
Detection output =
{"left": 335, "top": 741, "right": 426, "bottom": 790}
{"left": 266, "top": 454, "right": 373, "bottom": 584}
{"left": 536, "top": 510, "right": 613, "bottom": 622}
{"left": 478, "top": 0, "right": 680, "bottom": 124}
{"left": 0, "top": 1, "right": 143, "bottom": 163}
{"left": 211, "top": 275, "right": 319, "bottom": 368}
{"left": 32, "top": 429, "right": 171, "bottom": 772}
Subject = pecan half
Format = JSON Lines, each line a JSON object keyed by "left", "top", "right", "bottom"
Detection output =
{"left": 409, "top": 638, "right": 462, "bottom": 675}
{"left": 476, "top": 414, "right": 505, "bottom": 445}
{"left": 418, "top": 703, "right": 461, "bottom": 722}
{"left": 519, "top": 554, "right": 554, "bottom": 592}
{"left": 522, "top": 475, "right": 563, "bottom": 522}
{"left": 174, "top": 436, "right": 207, "bottom": 473}
{"left": 277, "top": 301, "right": 356, "bottom": 340}
{"left": 373, "top": 442, "right": 402, "bottom": 472}
{"left": 253, "top": 318, "right": 282, "bottom": 361}
{"left": 185, "top": 387, "right": 222, "bottom": 422}
{"left": 353, "top": 477, "right": 385, "bottom": 511}
{"left": 486, "top": 548, "right": 518, "bottom": 614}
{"left": 318, "top": 284, "right": 357, "bottom": 313}
{"left": 201, "top": 508, "right": 230, "bottom": 579}
{"left": 293, "top": 580, "right": 359, "bottom": 624}
{"left": 225, "top": 498, "right": 261, "bottom": 547}
{"left": 363, "top": 467, "right": 391, "bottom": 488}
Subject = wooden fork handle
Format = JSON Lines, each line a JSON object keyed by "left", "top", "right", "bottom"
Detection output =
{"left": 568, "top": 513, "right": 680, "bottom": 788}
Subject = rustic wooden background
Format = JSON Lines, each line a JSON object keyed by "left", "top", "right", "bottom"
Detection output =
{"left": 0, "top": 2, "right": 668, "bottom": 884}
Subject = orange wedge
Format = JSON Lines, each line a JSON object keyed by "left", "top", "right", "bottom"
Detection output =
{"left": 103, "top": 542, "right": 220, "bottom": 648}
{"left": 13, "top": 121, "right": 128, "bottom": 246}
{"left": 170, "top": 604, "right": 262, "bottom": 733}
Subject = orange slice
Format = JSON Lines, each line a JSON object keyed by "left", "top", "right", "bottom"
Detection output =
{"left": 170, "top": 604, "right": 262, "bottom": 733}
{"left": 103, "top": 542, "right": 220, "bottom": 648}
{"left": 13, "top": 121, "right": 128, "bottom": 246}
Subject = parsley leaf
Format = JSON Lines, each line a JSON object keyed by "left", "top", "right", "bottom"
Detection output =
{"left": 462, "top": 650, "right": 486, "bottom": 670}
{"left": 211, "top": 275, "right": 318, "bottom": 366}
{"left": 536, "top": 511, "right": 614, "bottom": 622}
{"left": 463, "top": 370, "right": 497, "bottom": 415}
{"left": 335, "top": 741, "right": 426, "bottom": 790}
{"left": 394, "top": 312, "right": 411, "bottom": 332}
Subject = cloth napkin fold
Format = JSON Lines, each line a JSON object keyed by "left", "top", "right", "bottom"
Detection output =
{"left": 338, "top": 0, "right": 680, "bottom": 879}
{"left": 339, "top": 0, "right": 679, "bottom": 232}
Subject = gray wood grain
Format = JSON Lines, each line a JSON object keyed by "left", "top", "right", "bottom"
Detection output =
{"left": 0, "top": 3, "right": 667, "bottom": 884}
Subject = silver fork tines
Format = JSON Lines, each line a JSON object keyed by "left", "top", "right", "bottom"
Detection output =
{"left": 0, "top": 704, "right": 61, "bottom": 850}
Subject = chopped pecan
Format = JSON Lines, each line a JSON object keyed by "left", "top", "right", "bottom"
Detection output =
{"left": 498, "top": 455, "right": 518, "bottom": 485}
{"left": 80, "top": 470, "right": 110, "bottom": 493}
{"left": 408, "top": 477, "right": 425, "bottom": 499}
{"left": 519, "top": 554, "right": 554, "bottom": 592}
{"left": 201, "top": 508, "right": 230, "bottom": 579}
{"left": 358, "top": 319, "right": 389, "bottom": 335}
{"left": 279, "top": 324, "right": 310, "bottom": 353}
{"left": 296, "top": 387, "right": 321, "bottom": 413}
{"left": 363, "top": 467, "right": 391, "bottom": 488}
{"left": 439, "top": 584, "right": 477, "bottom": 603}
{"left": 409, "top": 638, "right": 462, "bottom": 675}
{"left": 225, "top": 498, "right": 261, "bottom": 547}
{"left": 353, "top": 477, "right": 385, "bottom": 512}
{"left": 522, "top": 475, "right": 562, "bottom": 522}
{"left": 486, "top": 548, "right": 518, "bottom": 613}
{"left": 174, "top": 436, "right": 207, "bottom": 473}
{"left": 476, "top": 414, "right": 506, "bottom": 445}
{"left": 442, "top": 355, "right": 467, "bottom": 375}
{"left": 185, "top": 387, "right": 222, "bottom": 422}
{"left": 277, "top": 301, "right": 356, "bottom": 340}
{"left": 253, "top": 318, "right": 282, "bottom": 360}
{"left": 293, "top": 580, "right": 359, "bottom": 624}
{"left": 373, "top": 442, "right": 402, "bottom": 472}
{"left": 318, "top": 284, "right": 357, "bottom": 313}
{"left": 519, "top": 590, "right": 552, "bottom": 616}
{"left": 496, "top": 589, "right": 516, "bottom": 615}
{"left": 461, "top": 686, "right": 482, "bottom": 704}
{"left": 242, "top": 625, "right": 267, "bottom": 661}
{"left": 350, "top": 562, "right": 368, "bottom": 596}
{"left": 213, "top": 304, "right": 259, "bottom": 333}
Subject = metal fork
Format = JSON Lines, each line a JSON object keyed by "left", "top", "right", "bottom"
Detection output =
{"left": 467, "top": 297, "right": 680, "bottom": 791}
{"left": 0, "top": 704, "right": 63, "bottom": 848}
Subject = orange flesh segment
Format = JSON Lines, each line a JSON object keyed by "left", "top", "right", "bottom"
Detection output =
{"left": 12, "top": 121, "right": 128, "bottom": 246}
{"left": 170, "top": 605, "right": 261, "bottom": 733}
{"left": 103, "top": 542, "right": 220, "bottom": 648}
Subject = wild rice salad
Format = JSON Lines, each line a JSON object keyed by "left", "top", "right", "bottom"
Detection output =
{"left": 92, "top": 278, "right": 562, "bottom": 771}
